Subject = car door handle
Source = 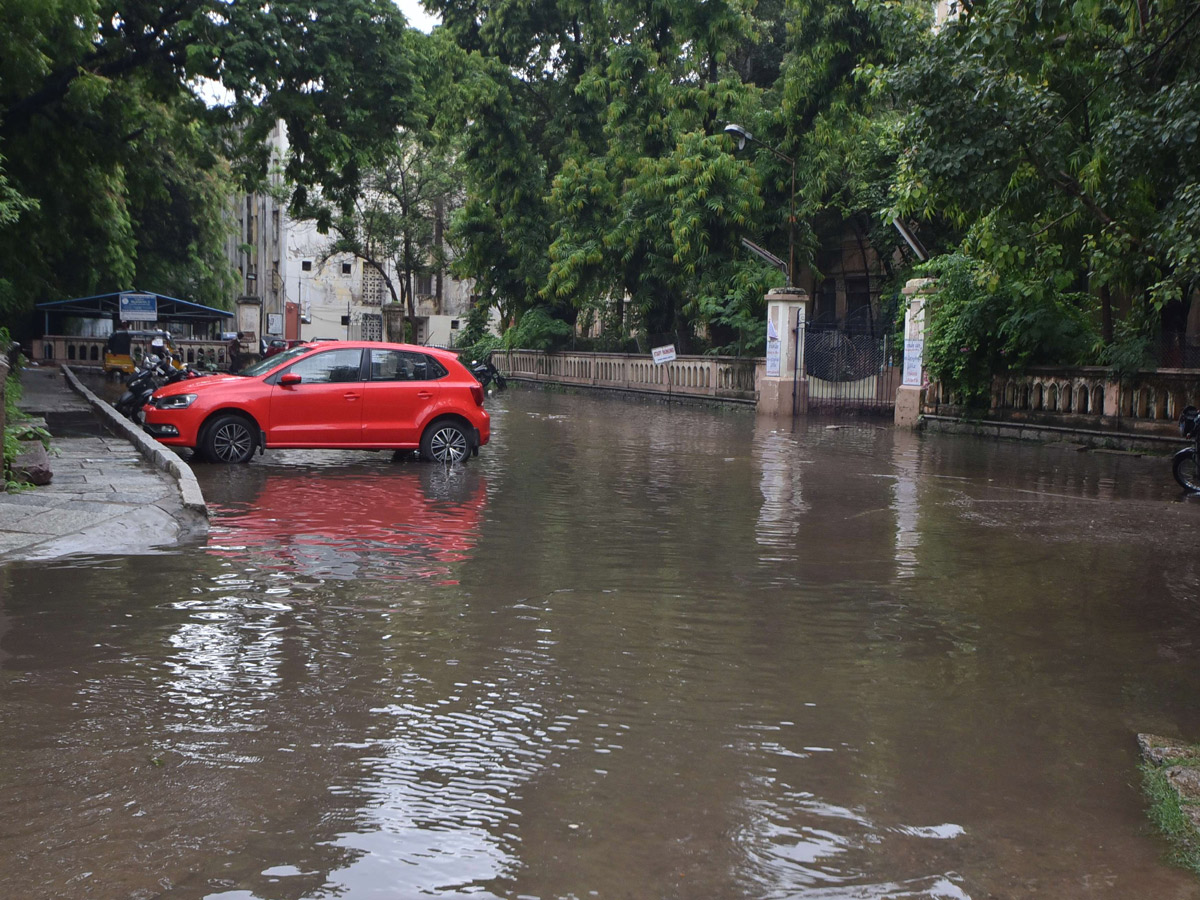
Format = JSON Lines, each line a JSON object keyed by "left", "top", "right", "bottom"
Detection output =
{"left": 343, "top": 392, "right": 361, "bottom": 401}
{"left": 417, "top": 391, "right": 432, "bottom": 399}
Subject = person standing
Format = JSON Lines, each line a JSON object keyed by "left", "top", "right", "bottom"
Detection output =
{"left": 228, "top": 337, "right": 244, "bottom": 373}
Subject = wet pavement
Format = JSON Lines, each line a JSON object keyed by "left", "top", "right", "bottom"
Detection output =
{"left": 0, "top": 366, "right": 205, "bottom": 561}
{"left": 2, "top": 388, "right": 1200, "bottom": 900}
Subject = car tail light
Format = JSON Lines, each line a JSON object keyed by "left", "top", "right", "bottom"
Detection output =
{"left": 470, "top": 383, "right": 485, "bottom": 406}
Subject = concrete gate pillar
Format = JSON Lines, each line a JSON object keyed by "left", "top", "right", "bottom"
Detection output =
{"left": 895, "top": 278, "right": 937, "bottom": 428}
{"left": 235, "top": 296, "right": 262, "bottom": 346}
{"left": 757, "top": 287, "right": 811, "bottom": 417}
{"left": 383, "top": 303, "right": 407, "bottom": 342}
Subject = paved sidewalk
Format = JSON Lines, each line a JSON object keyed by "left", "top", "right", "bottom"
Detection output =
{"left": 0, "top": 365, "right": 207, "bottom": 562}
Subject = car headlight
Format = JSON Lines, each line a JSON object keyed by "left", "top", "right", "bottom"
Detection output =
{"left": 151, "top": 393, "right": 197, "bottom": 410}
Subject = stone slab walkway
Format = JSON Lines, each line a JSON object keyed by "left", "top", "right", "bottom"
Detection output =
{"left": 0, "top": 366, "right": 207, "bottom": 562}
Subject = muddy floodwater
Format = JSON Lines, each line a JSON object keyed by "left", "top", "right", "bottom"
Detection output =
{"left": 4, "top": 388, "right": 1200, "bottom": 899}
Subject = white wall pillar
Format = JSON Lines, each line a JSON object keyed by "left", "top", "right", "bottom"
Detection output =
{"left": 757, "top": 287, "right": 811, "bottom": 417}
{"left": 895, "top": 278, "right": 936, "bottom": 427}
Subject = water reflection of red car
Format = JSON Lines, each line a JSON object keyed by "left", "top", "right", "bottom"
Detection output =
{"left": 206, "top": 465, "right": 487, "bottom": 583}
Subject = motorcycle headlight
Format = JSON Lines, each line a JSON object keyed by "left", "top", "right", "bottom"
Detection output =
{"left": 152, "top": 393, "right": 197, "bottom": 410}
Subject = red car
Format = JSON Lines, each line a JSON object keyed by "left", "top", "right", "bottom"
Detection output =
{"left": 142, "top": 341, "right": 490, "bottom": 464}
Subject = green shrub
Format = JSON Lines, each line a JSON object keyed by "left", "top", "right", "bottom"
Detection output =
{"left": 502, "top": 307, "right": 574, "bottom": 352}
{"left": 920, "top": 254, "right": 1098, "bottom": 408}
{"left": 2, "top": 327, "right": 45, "bottom": 492}
{"left": 1142, "top": 761, "right": 1200, "bottom": 877}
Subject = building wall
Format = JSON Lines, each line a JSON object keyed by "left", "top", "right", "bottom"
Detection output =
{"left": 226, "top": 120, "right": 476, "bottom": 346}
{"left": 225, "top": 120, "right": 287, "bottom": 343}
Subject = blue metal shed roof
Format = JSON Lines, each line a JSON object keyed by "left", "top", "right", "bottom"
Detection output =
{"left": 36, "top": 291, "right": 235, "bottom": 322}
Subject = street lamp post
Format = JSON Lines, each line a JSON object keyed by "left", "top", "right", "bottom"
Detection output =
{"left": 724, "top": 124, "right": 797, "bottom": 289}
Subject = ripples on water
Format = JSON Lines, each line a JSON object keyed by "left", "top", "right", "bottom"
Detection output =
{"left": 3, "top": 390, "right": 1200, "bottom": 899}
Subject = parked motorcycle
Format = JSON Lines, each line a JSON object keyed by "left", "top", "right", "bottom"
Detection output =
{"left": 1174, "top": 405, "right": 1200, "bottom": 491}
{"left": 115, "top": 352, "right": 198, "bottom": 421}
{"left": 471, "top": 356, "right": 507, "bottom": 392}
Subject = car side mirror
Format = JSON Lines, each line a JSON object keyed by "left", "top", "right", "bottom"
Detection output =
{"left": 280, "top": 373, "right": 302, "bottom": 386}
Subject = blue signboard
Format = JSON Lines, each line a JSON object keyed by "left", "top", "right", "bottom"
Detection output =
{"left": 119, "top": 292, "right": 158, "bottom": 322}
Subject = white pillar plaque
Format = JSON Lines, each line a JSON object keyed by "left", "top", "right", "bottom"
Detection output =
{"left": 765, "top": 316, "right": 781, "bottom": 377}
{"left": 902, "top": 339, "right": 924, "bottom": 387}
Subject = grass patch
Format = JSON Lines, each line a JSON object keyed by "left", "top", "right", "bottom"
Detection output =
{"left": 1142, "top": 757, "right": 1200, "bottom": 877}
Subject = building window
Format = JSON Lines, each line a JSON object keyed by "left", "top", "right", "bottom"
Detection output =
{"left": 845, "top": 276, "right": 874, "bottom": 327}
{"left": 361, "top": 267, "right": 386, "bottom": 307}
{"left": 302, "top": 260, "right": 313, "bottom": 272}
{"left": 815, "top": 281, "right": 837, "bottom": 325}
{"left": 342, "top": 261, "right": 353, "bottom": 275}
{"left": 361, "top": 313, "right": 383, "bottom": 342}
{"left": 415, "top": 273, "right": 433, "bottom": 296}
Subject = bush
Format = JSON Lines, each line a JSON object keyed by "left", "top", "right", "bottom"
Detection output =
{"left": 1, "top": 326, "right": 41, "bottom": 491}
{"left": 920, "top": 254, "right": 1098, "bottom": 408}
{"left": 502, "top": 307, "right": 574, "bottom": 352}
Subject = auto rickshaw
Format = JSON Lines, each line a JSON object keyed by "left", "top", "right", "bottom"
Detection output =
{"left": 103, "top": 329, "right": 184, "bottom": 375}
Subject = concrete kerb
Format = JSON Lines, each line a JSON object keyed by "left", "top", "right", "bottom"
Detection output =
{"left": 62, "top": 366, "right": 208, "bottom": 518}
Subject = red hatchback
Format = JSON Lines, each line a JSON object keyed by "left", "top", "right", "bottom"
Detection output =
{"left": 142, "top": 341, "right": 490, "bottom": 464}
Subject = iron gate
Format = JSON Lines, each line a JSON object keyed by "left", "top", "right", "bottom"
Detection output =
{"left": 800, "top": 316, "right": 899, "bottom": 415}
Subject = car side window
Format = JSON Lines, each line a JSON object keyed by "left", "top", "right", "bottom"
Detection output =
{"left": 285, "top": 348, "right": 363, "bottom": 384}
{"left": 368, "top": 350, "right": 445, "bottom": 382}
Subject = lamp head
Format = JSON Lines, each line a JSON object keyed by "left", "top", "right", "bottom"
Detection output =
{"left": 724, "top": 123, "right": 751, "bottom": 151}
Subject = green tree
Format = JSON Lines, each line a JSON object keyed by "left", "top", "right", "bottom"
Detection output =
{"left": 0, "top": 0, "right": 421, "bottom": 331}
{"left": 777, "top": 0, "right": 935, "bottom": 291}
{"left": 919, "top": 253, "right": 1096, "bottom": 407}
{"left": 888, "top": 0, "right": 1200, "bottom": 347}
{"left": 319, "top": 131, "right": 464, "bottom": 329}
{"left": 428, "top": 0, "right": 609, "bottom": 332}
{"left": 541, "top": 0, "right": 769, "bottom": 351}
{"left": 432, "top": 0, "right": 931, "bottom": 353}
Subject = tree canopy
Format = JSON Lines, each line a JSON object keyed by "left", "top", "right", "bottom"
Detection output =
{"left": 888, "top": 0, "right": 1200, "bottom": 349}
{"left": 0, "top": 0, "right": 419, "bottom": 329}
{"left": 3, "top": 0, "right": 1198, "bottom": 373}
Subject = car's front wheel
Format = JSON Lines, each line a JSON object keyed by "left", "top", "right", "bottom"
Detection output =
{"left": 201, "top": 413, "right": 258, "bottom": 464}
{"left": 420, "top": 419, "right": 471, "bottom": 464}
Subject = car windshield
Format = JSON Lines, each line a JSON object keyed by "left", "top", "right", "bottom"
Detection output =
{"left": 238, "top": 343, "right": 312, "bottom": 376}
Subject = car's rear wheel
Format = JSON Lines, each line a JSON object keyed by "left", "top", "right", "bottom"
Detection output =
{"left": 420, "top": 419, "right": 471, "bottom": 464}
{"left": 202, "top": 413, "right": 258, "bottom": 464}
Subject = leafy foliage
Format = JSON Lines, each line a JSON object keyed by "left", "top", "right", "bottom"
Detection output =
{"left": 1142, "top": 760, "right": 1200, "bottom": 877}
{"left": 501, "top": 307, "right": 574, "bottom": 352}
{"left": 3, "top": 0, "right": 1197, "bottom": 377}
{"left": 1, "top": 327, "right": 48, "bottom": 492}
{"left": 315, "top": 128, "right": 463, "bottom": 322}
{"left": 888, "top": 0, "right": 1200, "bottom": 340}
{"left": 0, "top": 0, "right": 421, "bottom": 335}
{"left": 919, "top": 254, "right": 1097, "bottom": 407}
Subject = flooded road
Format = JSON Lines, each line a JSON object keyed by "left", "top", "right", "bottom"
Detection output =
{"left": 3, "top": 388, "right": 1200, "bottom": 899}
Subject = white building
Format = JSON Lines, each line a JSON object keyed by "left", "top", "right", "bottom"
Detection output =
{"left": 227, "top": 122, "right": 477, "bottom": 349}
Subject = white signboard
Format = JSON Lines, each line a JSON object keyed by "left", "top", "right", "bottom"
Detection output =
{"left": 119, "top": 292, "right": 157, "bottom": 322}
{"left": 652, "top": 344, "right": 677, "bottom": 365}
{"left": 267, "top": 313, "right": 283, "bottom": 335}
{"left": 902, "top": 339, "right": 924, "bottom": 386}
{"left": 765, "top": 316, "right": 781, "bottom": 377}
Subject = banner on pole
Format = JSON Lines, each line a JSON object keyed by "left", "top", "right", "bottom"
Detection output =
{"left": 652, "top": 344, "right": 677, "bottom": 365}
